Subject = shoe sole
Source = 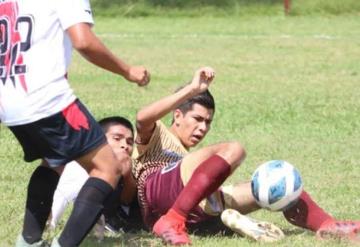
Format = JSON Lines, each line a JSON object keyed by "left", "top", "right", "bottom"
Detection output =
{"left": 221, "top": 209, "right": 285, "bottom": 242}
{"left": 316, "top": 228, "right": 360, "bottom": 243}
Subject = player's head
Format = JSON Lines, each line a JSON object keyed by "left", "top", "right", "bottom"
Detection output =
{"left": 171, "top": 89, "right": 215, "bottom": 149}
{"left": 98, "top": 116, "right": 134, "bottom": 156}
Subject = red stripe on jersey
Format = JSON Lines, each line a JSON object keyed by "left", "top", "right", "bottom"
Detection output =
{"left": 0, "top": 1, "right": 28, "bottom": 91}
{"left": 62, "top": 101, "right": 90, "bottom": 131}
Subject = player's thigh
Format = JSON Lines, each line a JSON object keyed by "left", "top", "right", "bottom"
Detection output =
{"left": 76, "top": 143, "right": 127, "bottom": 187}
{"left": 180, "top": 142, "right": 243, "bottom": 184}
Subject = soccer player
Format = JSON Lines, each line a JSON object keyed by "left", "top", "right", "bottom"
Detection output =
{"left": 50, "top": 116, "right": 136, "bottom": 237}
{"left": 133, "top": 67, "right": 360, "bottom": 245}
{"left": 0, "top": 0, "right": 150, "bottom": 246}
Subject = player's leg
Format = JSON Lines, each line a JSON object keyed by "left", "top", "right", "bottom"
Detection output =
{"left": 153, "top": 141, "right": 246, "bottom": 245}
{"left": 50, "top": 162, "right": 88, "bottom": 229}
{"left": 102, "top": 180, "right": 125, "bottom": 233}
{"left": 220, "top": 182, "right": 285, "bottom": 242}
{"left": 220, "top": 182, "right": 337, "bottom": 235}
{"left": 220, "top": 180, "right": 335, "bottom": 232}
{"left": 56, "top": 143, "right": 126, "bottom": 246}
{"left": 223, "top": 181, "right": 360, "bottom": 241}
{"left": 171, "top": 141, "right": 245, "bottom": 218}
{"left": 16, "top": 160, "right": 62, "bottom": 246}
{"left": 283, "top": 191, "right": 332, "bottom": 231}
{"left": 284, "top": 191, "right": 360, "bottom": 242}
{"left": 50, "top": 190, "right": 70, "bottom": 229}
{"left": 10, "top": 123, "right": 63, "bottom": 246}
{"left": 221, "top": 182, "right": 260, "bottom": 214}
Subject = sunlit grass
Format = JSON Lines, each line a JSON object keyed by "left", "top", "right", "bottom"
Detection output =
{"left": 1, "top": 15, "right": 360, "bottom": 246}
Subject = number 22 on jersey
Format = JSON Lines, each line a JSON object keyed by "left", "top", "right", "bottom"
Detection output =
{"left": 0, "top": 1, "right": 33, "bottom": 91}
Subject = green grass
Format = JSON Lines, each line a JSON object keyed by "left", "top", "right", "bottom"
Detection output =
{"left": 90, "top": 0, "right": 360, "bottom": 17}
{"left": 1, "top": 15, "right": 360, "bottom": 246}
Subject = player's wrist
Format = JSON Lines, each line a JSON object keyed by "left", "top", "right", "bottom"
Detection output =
{"left": 184, "top": 83, "right": 200, "bottom": 97}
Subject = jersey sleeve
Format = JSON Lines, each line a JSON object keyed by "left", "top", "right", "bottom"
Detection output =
{"left": 53, "top": 0, "right": 94, "bottom": 30}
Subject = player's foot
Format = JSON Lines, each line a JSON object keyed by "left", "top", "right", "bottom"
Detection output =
{"left": 15, "top": 235, "right": 50, "bottom": 247}
{"left": 153, "top": 214, "right": 191, "bottom": 245}
{"left": 316, "top": 219, "right": 360, "bottom": 242}
{"left": 221, "top": 209, "right": 285, "bottom": 242}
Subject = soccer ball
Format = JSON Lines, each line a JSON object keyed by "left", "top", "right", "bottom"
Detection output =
{"left": 251, "top": 160, "right": 303, "bottom": 211}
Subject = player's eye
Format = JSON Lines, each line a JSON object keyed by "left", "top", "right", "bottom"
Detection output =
{"left": 127, "top": 138, "right": 134, "bottom": 146}
{"left": 113, "top": 136, "right": 121, "bottom": 141}
{"left": 194, "top": 116, "right": 203, "bottom": 122}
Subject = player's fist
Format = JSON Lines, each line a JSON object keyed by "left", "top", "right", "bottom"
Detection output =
{"left": 126, "top": 66, "right": 150, "bottom": 86}
{"left": 190, "top": 66, "right": 215, "bottom": 93}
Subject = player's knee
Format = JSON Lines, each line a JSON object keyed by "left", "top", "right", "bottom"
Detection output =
{"left": 224, "top": 141, "right": 246, "bottom": 168}
{"left": 227, "top": 141, "right": 246, "bottom": 164}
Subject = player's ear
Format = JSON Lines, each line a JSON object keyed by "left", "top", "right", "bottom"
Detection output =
{"left": 173, "top": 109, "right": 182, "bottom": 126}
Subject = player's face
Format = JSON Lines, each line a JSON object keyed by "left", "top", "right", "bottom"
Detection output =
{"left": 105, "top": 124, "right": 134, "bottom": 159}
{"left": 174, "top": 103, "right": 214, "bottom": 148}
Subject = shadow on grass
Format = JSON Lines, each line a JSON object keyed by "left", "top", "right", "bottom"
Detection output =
{"left": 85, "top": 231, "right": 161, "bottom": 247}
{"left": 83, "top": 216, "right": 237, "bottom": 246}
{"left": 282, "top": 228, "right": 308, "bottom": 236}
{"left": 84, "top": 217, "right": 312, "bottom": 246}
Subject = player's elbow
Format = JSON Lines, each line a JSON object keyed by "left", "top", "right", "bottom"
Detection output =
{"left": 67, "top": 23, "right": 95, "bottom": 52}
{"left": 136, "top": 110, "right": 149, "bottom": 129}
{"left": 72, "top": 39, "right": 92, "bottom": 53}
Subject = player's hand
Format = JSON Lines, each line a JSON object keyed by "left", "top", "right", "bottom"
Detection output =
{"left": 190, "top": 66, "right": 215, "bottom": 94}
{"left": 126, "top": 66, "right": 150, "bottom": 86}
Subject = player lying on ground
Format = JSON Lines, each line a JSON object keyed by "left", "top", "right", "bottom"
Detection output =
{"left": 133, "top": 67, "right": 360, "bottom": 245}
{"left": 1, "top": 0, "right": 150, "bottom": 246}
{"left": 50, "top": 116, "right": 136, "bottom": 239}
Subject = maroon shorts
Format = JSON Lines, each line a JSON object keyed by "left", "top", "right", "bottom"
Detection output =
{"left": 143, "top": 160, "right": 213, "bottom": 227}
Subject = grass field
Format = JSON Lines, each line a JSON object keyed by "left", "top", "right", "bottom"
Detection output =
{"left": 1, "top": 15, "right": 360, "bottom": 246}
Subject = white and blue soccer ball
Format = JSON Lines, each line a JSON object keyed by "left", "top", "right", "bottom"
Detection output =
{"left": 251, "top": 160, "right": 303, "bottom": 211}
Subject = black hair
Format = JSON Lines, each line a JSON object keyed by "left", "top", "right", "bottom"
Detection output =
{"left": 98, "top": 116, "right": 134, "bottom": 135}
{"left": 177, "top": 89, "right": 215, "bottom": 115}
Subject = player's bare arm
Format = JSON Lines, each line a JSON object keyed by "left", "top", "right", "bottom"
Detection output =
{"left": 135, "top": 67, "right": 215, "bottom": 145}
{"left": 66, "top": 23, "right": 150, "bottom": 86}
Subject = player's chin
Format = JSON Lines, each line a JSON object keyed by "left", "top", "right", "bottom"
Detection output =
{"left": 189, "top": 138, "right": 202, "bottom": 147}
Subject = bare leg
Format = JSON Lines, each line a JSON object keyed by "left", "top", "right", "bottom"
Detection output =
{"left": 180, "top": 141, "right": 246, "bottom": 184}
{"left": 222, "top": 181, "right": 260, "bottom": 215}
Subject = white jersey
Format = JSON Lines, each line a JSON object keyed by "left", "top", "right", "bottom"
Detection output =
{"left": 0, "top": 0, "right": 94, "bottom": 126}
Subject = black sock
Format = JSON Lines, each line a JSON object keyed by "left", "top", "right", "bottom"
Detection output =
{"left": 22, "top": 166, "right": 60, "bottom": 244}
{"left": 58, "top": 177, "right": 113, "bottom": 247}
{"left": 103, "top": 179, "right": 123, "bottom": 218}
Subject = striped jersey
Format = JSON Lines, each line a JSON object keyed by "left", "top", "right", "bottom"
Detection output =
{"left": 0, "top": 0, "right": 93, "bottom": 125}
{"left": 133, "top": 120, "right": 188, "bottom": 187}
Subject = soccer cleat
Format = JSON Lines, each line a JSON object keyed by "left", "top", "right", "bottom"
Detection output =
{"left": 316, "top": 219, "right": 360, "bottom": 242}
{"left": 221, "top": 209, "right": 285, "bottom": 242}
{"left": 104, "top": 223, "right": 120, "bottom": 234}
{"left": 15, "top": 235, "right": 50, "bottom": 247}
{"left": 153, "top": 215, "right": 191, "bottom": 245}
